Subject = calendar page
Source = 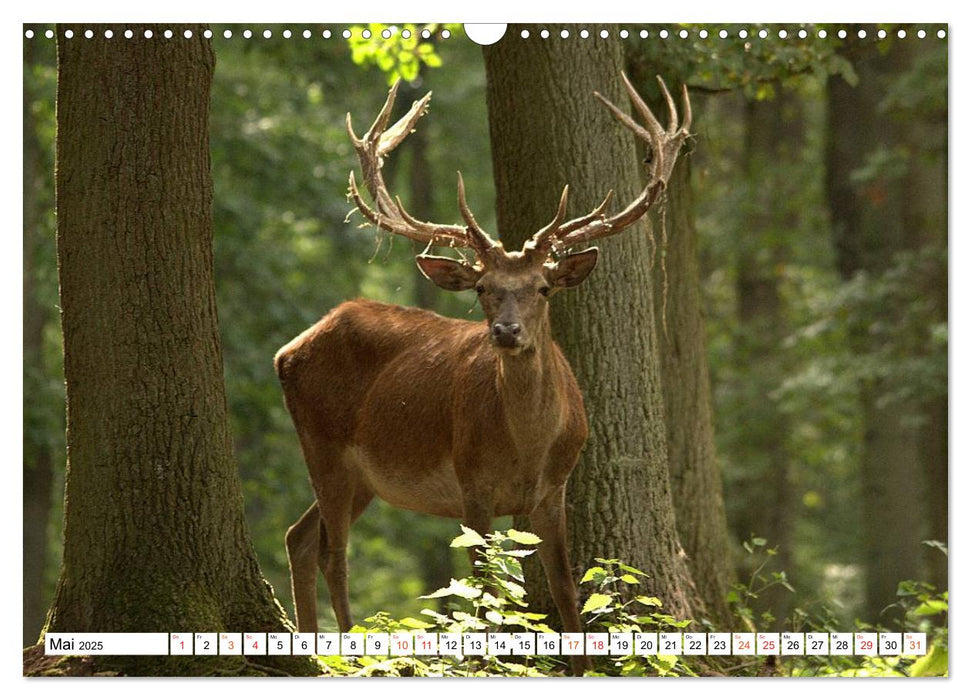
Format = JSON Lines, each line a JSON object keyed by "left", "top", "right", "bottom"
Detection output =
{"left": 22, "top": 7, "right": 949, "bottom": 681}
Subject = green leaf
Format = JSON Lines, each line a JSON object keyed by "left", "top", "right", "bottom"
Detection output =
{"left": 399, "top": 617, "right": 431, "bottom": 629}
{"left": 636, "top": 596, "right": 662, "bottom": 607}
{"left": 518, "top": 612, "right": 548, "bottom": 621}
{"left": 581, "top": 592, "right": 614, "bottom": 614}
{"left": 485, "top": 610, "right": 504, "bottom": 625}
{"left": 419, "top": 578, "right": 482, "bottom": 600}
{"left": 481, "top": 591, "right": 503, "bottom": 608}
{"left": 908, "top": 645, "right": 948, "bottom": 677}
{"left": 500, "top": 579, "right": 527, "bottom": 600}
{"left": 580, "top": 566, "right": 607, "bottom": 584}
{"left": 420, "top": 608, "right": 451, "bottom": 626}
{"left": 451, "top": 611, "right": 487, "bottom": 629}
{"left": 421, "top": 53, "right": 443, "bottom": 68}
{"left": 620, "top": 574, "right": 640, "bottom": 585}
{"left": 506, "top": 529, "right": 542, "bottom": 545}
{"left": 451, "top": 525, "right": 486, "bottom": 548}
{"left": 655, "top": 654, "right": 678, "bottom": 674}
{"left": 619, "top": 563, "right": 648, "bottom": 576}
{"left": 912, "top": 599, "right": 947, "bottom": 616}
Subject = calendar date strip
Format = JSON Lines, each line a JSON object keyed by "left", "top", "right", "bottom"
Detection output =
{"left": 45, "top": 631, "right": 927, "bottom": 657}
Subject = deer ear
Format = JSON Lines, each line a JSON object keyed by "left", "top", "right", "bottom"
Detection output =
{"left": 547, "top": 247, "right": 599, "bottom": 288}
{"left": 416, "top": 255, "right": 481, "bottom": 292}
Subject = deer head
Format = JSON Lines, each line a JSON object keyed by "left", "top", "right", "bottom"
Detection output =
{"left": 346, "top": 74, "right": 691, "bottom": 354}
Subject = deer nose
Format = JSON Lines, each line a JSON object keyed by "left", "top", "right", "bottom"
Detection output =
{"left": 492, "top": 322, "right": 521, "bottom": 339}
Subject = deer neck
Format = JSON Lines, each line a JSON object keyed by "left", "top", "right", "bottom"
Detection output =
{"left": 494, "top": 313, "right": 560, "bottom": 421}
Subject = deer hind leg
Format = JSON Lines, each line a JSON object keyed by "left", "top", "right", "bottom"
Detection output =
{"left": 317, "top": 482, "right": 373, "bottom": 632}
{"left": 286, "top": 503, "right": 323, "bottom": 633}
{"left": 529, "top": 486, "right": 590, "bottom": 675}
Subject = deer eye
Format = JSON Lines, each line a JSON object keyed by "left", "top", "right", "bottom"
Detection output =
{"left": 539, "top": 285, "right": 551, "bottom": 297}
{"left": 475, "top": 284, "right": 485, "bottom": 295}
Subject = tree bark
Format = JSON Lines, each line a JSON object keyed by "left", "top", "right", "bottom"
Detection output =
{"left": 483, "top": 25, "right": 697, "bottom": 623}
{"left": 622, "top": 62, "right": 734, "bottom": 625}
{"left": 647, "top": 157, "right": 734, "bottom": 625}
{"left": 37, "top": 24, "right": 315, "bottom": 676}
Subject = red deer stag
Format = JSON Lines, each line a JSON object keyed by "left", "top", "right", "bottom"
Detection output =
{"left": 276, "top": 74, "right": 690, "bottom": 673}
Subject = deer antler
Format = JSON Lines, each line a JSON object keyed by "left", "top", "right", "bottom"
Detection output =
{"left": 346, "top": 80, "right": 499, "bottom": 257}
{"left": 528, "top": 73, "right": 692, "bottom": 254}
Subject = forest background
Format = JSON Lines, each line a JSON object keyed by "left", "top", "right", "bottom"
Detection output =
{"left": 22, "top": 22, "right": 948, "bottom": 675}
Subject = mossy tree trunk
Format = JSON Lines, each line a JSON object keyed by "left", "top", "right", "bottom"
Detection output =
{"left": 624, "top": 63, "right": 735, "bottom": 626}
{"left": 646, "top": 156, "right": 734, "bottom": 625}
{"left": 41, "top": 24, "right": 315, "bottom": 676}
{"left": 483, "top": 25, "right": 698, "bottom": 623}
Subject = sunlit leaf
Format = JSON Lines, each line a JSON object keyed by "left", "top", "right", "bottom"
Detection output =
{"left": 908, "top": 645, "right": 948, "bottom": 677}
{"left": 399, "top": 616, "right": 432, "bottom": 629}
{"left": 451, "top": 525, "right": 487, "bottom": 548}
{"left": 581, "top": 592, "right": 614, "bottom": 614}
{"left": 912, "top": 599, "right": 947, "bottom": 616}
{"left": 580, "top": 566, "right": 607, "bottom": 583}
{"left": 506, "top": 529, "right": 542, "bottom": 545}
{"left": 419, "top": 577, "right": 482, "bottom": 600}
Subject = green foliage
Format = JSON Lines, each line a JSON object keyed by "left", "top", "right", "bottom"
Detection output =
{"left": 305, "top": 528, "right": 705, "bottom": 677}
{"left": 628, "top": 23, "right": 855, "bottom": 97}
{"left": 781, "top": 245, "right": 947, "bottom": 416}
{"left": 693, "top": 30, "right": 946, "bottom": 626}
{"left": 786, "top": 578, "right": 948, "bottom": 677}
{"left": 579, "top": 558, "right": 695, "bottom": 677}
{"left": 347, "top": 24, "right": 459, "bottom": 84}
{"left": 727, "top": 538, "right": 797, "bottom": 631}
{"left": 310, "top": 528, "right": 557, "bottom": 676}
{"left": 425, "top": 527, "right": 555, "bottom": 636}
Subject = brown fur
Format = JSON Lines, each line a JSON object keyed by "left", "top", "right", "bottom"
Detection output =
{"left": 277, "top": 261, "right": 592, "bottom": 674}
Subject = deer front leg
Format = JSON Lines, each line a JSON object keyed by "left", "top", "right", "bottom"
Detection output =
{"left": 461, "top": 493, "right": 494, "bottom": 575}
{"left": 529, "top": 486, "right": 591, "bottom": 675}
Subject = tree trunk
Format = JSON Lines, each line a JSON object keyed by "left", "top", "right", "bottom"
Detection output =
{"left": 37, "top": 24, "right": 315, "bottom": 676}
{"left": 622, "top": 62, "right": 734, "bottom": 625}
{"left": 646, "top": 157, "right": 734, "bottom": 625}
{"left": 483, "top": 25, "right": 697, "bottom": 623}
{"left": 732, "top": 89, "right": 799, "bottom": 627}
{"left": 826, "top": 42, "right": 927, "bottom": 623}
